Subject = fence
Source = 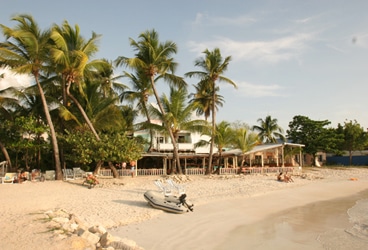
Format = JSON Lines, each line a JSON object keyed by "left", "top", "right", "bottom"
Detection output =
{"left": 185, "top": 168, "right": 205, "bottom": 175}
{"left": 96, "top": 166, "right": 297, "bottom": 177}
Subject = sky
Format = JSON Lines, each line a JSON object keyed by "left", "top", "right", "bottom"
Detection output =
{"left": 0, "top": 0, "right": 367, "bottom": 131}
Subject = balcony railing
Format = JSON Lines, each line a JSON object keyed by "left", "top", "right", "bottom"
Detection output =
{"left": 156, "top": 143, "right": 194, "bottom": 152}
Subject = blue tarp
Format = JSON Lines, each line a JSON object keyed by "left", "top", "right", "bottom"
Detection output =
{"left": 326, "top": 155, "right": 368, "bottom": 166}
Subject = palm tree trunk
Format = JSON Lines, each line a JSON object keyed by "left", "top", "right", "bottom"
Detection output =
{"left": 150, "top": 76, "right": 182, "bottom": 174}
{"left": 207, "top": 82, "right": 216, "bottom": 175}
{"left": 143, "top": 102, "right": 154, "bottom": 152}
{"left": 0, "top": 141, "right": 12, "bottom": 169}
{"left": 36, "top": 79, "right": 62, "bottom": 179}
{"left": 66, "top": 83, "right": 100, "bottom": 141}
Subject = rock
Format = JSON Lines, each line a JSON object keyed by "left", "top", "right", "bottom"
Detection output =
{"left": 53, "top": 217, "right": 70, "bottom": 224}
{"left": 64, "top": 235, "right": 96, "bottom": 250}
{"left": 99, "top": 232, "right": 115, "bottom": 247}
{"left": 78, "top": 228, "right": 100, "bottom": 245}
{"left": 89, "top": 225, "right": 107, "bottom": 234}
{"left": 109, "top": 237, "right": 140, "bottom": 250}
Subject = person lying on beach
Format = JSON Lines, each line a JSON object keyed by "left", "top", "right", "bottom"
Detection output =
{"left": 277, "top": 172, "right": 284, "bottom": 182}
{"left": 16, "top": 170, "right": 28, "bottom": 183}
{"left": 283, "top": 173, "right": 294, "bottom": 183}
{"left": 31, "top": 169, "right": 41, "bottom": 181}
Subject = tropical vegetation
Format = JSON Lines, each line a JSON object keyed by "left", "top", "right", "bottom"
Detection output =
{"left": 1, "top": 14, "right": 368, "bottom": 180}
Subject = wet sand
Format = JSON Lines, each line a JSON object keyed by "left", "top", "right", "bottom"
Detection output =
{"left": 110, "top": 178, "right": 368, "bottom": 250}
{"left": 217, "top": 189, "right": 368, "bottom": 250}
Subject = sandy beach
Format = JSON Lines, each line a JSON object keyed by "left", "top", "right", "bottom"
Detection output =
{"left": 1, "top": 167, "right": 368, "bottom": 250}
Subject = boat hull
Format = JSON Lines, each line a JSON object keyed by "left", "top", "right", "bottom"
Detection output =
{"left": 144, "top": 190, "right": 193, "bottom": 214}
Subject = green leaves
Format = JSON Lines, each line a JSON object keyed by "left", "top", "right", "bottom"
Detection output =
{"left": 62, "top": 130, "right": 144, "bottom": 168}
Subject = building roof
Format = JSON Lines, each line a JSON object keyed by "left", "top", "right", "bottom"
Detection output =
{"left": 142, "top": 143, "right": 305, "bottom": 159}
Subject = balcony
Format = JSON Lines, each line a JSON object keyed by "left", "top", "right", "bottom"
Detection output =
{"left": 156, "top": 143, "right": 194, "bottom": 152}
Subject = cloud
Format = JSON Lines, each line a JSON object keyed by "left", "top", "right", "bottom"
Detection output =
{"left": 187, "top": 33, "right": 314, "bottom": 64}
{"left": 231, "top": 80, "right": 284, "bottom": 98}
{"left": 0, "top": 67, "right": 33, "bottom": 90}
{"left": 193, "top": 12, "right": 256, "bottom": 27}
{"left": 350, "top": 32, "right": 368, "bottom": 49}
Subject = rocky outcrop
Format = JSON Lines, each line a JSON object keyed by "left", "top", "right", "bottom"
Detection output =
{"left": 42, "top": 208, "right": 144, "bottom": 250}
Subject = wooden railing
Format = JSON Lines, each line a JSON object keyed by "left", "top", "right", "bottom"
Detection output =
{"left": 219, "top": 168, "right": 238, "bottom": 175}
{"left": 96, "top": 166, "right": 296, "bottom": 177}
{"left": 185, "top": 168, "right": 205, "bottom": 175}
{"left": 239, "top": 166, "right": 295, "bottom": 175}
{"left": 97, "top": 168, "right": 164, "bottom": 177}
{"left": 137, "top": 168, "right": 164, "bottom": 176}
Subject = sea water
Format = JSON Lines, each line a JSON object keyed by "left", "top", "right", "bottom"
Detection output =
{"left": 318, "top": 196, "right": 368, "bottom": 249}
{"left": 215, "top": 190, "right": 368, "bottom": 250}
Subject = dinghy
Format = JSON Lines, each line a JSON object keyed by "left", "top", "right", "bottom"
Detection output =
{"left": 144, "top": 190, "right": 194, "bottom": 214}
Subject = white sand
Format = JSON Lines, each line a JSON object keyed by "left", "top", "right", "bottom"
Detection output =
{"left": 1, "top": 167, "right": 367, "bottom": 250}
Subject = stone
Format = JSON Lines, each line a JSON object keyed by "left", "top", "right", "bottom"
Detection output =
{"left": 99, "top": 232, "right": 115, "bottom": 247}
{"left": 78, "top": 229, "right": 100, "bottom": 245}
{"left": 53, "top": 217, "right": 70, "bottom": 224}
{"left": 89, "top": 225, "right": 107, "bottom": 234}
{"left": 64, "top": 235, "right": 96, "bottom": 250}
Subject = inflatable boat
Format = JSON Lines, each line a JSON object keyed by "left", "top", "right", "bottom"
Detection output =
{"left": 144, "top": 190, "right": 194, "bottom": 214}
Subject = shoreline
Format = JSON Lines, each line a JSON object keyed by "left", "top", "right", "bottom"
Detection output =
{"left": 217, "top": 189, "right": 368, "bottom": 250}
{"left": 1, "top": 167, "right": 367, "bottom": 249}
{"left": 110, "top": 178, "right": 368, "bottom": 249}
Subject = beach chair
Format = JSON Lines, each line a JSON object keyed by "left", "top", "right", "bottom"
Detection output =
{"left": 154, "top": 180, "right": 172, "bottom": 196}
{"left": 1, "top": 172, "right": 17, "bottom": 184}
{"left": 73, "top": 168, "right": 85, "bottom": 179}
{"left": 166, "top": 179, "right": 186, "bottom": 195}
{"left": 62, "top": 169, "right": 74, "bottom": 180}
{"left": 44, "top": 170, "right": 55, "bottom": 181}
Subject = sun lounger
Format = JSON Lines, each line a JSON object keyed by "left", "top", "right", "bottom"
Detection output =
{"left": 154, "top": 180, "right": 172, "bottom": 196}
{"left": 166, "top": 179, "right": 186, "bottom": 195}
{"left": 44, "top": 170, "right": 55, "bottom": 181}
{"left": 73, "top": 168, "right": 85, "bottom": 179}
{"left": 2, "top": 172, "right": 17, "bottom": 184}
{"left": 62, "top": 169, "right": 74, "bottom": 180}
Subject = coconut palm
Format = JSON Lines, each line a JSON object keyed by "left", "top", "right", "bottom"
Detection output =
{"left": 96, "top": 59, "right": 127, "bottom": 99}
{"left": 115, "top": 29, "right": 187, "bottom": 171}
{"left": 50, "top": 20, "right": 108, "bottom": 141}
{"left": 194, "top": 121, "right": 234, "bottom": 173}
{"left": 189, "top": 80, "right": 224, "bottom": 121}
{"left": 252, "top": 115, "right": 285, "bottom": 143}
{"left": 231, "top": 126, "right": 260, "bottom": 167}
{"left": 120, "top": 70, "right": 155, "bottom": 150}
{"left": 185, "top": 48, "right": 237, "bottom": 174}
{"left": 148, "top": 86, "right": 208, "bottom": 174}
{"left": 0, "top": 14, "right": 62, "bottom": 178}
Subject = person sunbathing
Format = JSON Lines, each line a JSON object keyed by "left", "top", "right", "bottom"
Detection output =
{"left": 283, "top": 172, "right": 294, "bottom": 183}
{"left": 277, "top": 172, "right": 284, "bottom": 182}
{"left": 17, "top": 170, "right": 28, "bottom": 183}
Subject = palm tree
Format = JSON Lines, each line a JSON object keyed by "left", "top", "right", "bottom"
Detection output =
{"left": 121, "top": 70, "right": 155, "bottom": 151}
{"left": 115, "top": 29, "right": 187, "bottom": 171}
{"left": 148, "top": 86, "right": 208, "bottom": 174}
{"left": 0, "top": 14, "right": 62, "bottom": 178}
{"left": 189, "top": 80, "right": 224, "bottom": 121}
{"left": 231, "top": 125, "right": 260, "bottom": 167}
{"left": 252, "top": 115, "right": 285, "bottom": 143}
{"left": 195, "top": 121, "right": 234, "bottom": 173}
{"left": 50, "top": 20, "right": 108, "bottom": 141}
{"left": 185, "top": 48, "right": 237, "bottom": 174}
{"left": 96, "top": 59, "right": 126, "bottom": 99}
